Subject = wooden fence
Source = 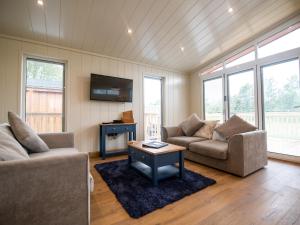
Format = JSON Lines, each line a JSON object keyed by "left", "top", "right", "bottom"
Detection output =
{"left": 26, "top": 87, "right": 63, "bottom": 133}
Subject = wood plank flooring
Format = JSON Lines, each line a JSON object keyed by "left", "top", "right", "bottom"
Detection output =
{"left": 90, "top": 156, "right": 300, "bottom": 225}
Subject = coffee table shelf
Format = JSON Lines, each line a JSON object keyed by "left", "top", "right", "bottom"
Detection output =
{"left": 131, "top": 161, "right": 180, "bottom": 181}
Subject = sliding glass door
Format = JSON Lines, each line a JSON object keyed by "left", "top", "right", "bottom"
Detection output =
{"left": 261, "top": 59, "right": 300, "bottom": 156}
{"left": 227, "top": 69, "right": 256, "bottom": 125}
{"left": 144, "top": 76, "right": 163, "bottom": 140}
{"left": 203, "top": 77, "right": 224, "bottom": 122}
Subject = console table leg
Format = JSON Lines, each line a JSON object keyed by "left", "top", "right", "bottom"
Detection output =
{"left": 133, "top": 129, "right": 136, "bottom": 140}
{"left": 128, "top": 132, "right": 133, "bottom": 141}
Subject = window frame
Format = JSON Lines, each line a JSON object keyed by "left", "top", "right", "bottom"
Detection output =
{"left": 202, "top": 75, "right": 225, "bottom": 122}
{"left": 225, "top": 47, "right": 256, "bottom": 68}
{"left": 23, "top": 55, "right": 66, "bottom": 132}
{"left": 260, "top": 57, "right": 300, "bottom": 131}
{"left": 200, "top": 16, "right": 300, "bottom": 162}
{"left": 143, "top": 74, "right": 164, "bottom": 140}
{"left": 226, "top": 67, "right": 258, "bottom": 126}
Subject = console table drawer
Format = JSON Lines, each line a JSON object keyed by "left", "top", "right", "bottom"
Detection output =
{"left": 105, "top": 126, "right": 120, "bottom": 133}
{"left": 105, "top": 125, "right": 134, "bottom": 134}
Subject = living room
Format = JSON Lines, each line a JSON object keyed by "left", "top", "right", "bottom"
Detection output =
{"left": 0, "top": 0, "right": 299, "bottom": 225}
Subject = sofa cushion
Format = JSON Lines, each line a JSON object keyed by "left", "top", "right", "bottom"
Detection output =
{"left": 0, "top": 124, "right": 29, "bottom": 161}
{"left": 29, "top": 148, "right": 78, "bottom": 159}
{"left": 212, "top": 123, "right": 227, "bottom": 142}
{"left": 167, "top": 136, "right": 206, "bottom": 147}
{"left": 215, "top": 115, "right": 256, "bottom": 139}
{"left": 194, "top": 120, "right": 219, "bottom": 139}
{"left": 189, "top": 140, "right": 228, "bottom": 160}
{"left": 212, "top": 130, "right": 227, "bottom": 142}
{"left": 8, "top": 112, "right": 49, "bottom": 153}
{"left": 179, "top": 113, "right": 204, "bottom": 136}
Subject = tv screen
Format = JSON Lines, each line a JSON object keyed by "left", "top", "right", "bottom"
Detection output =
{"left": 90, "top": 74, "right": 133, "bottom": 102}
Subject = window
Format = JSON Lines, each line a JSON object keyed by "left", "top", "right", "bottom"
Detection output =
{"left": 201, "top": 63, "right": 223, "bottom": 76}
{"left": 25, "top": 58, "right": 65, "bottom": 133}
{"left": 262, "top": 59, "right": 300, "bottom": 156}
{"left": 201, "top": 19, "right": 300, "bottom": 161}
{"left": 203, "top": 78, "right": 224, "bottom": 122}
{"left": 258, "top": 22, "right": 300, "bottom": 58}
{"left": 225, "top": 47, "right": 255, "bottom": 68}
{"left": 227, "top": 70, "right": 256, "bottom": 125}
{"left": 144, "top": 76, "right": 163, "bottom": 140}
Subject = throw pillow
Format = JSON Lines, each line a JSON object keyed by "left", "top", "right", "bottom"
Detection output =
{"left": 212, "top": 123, "right": 227, "bottom": 142}
{"left": 179, "top": 113, "right": 204, "bottom": 136}
{"left": 215, "top": 115, "right": 257, "bottom": 139}
{"left": 0, "top": 124, "right": 29, "bottom": 161}
{"left": 8, "top": 112, "right": 49, "bottom": 153}
{"left": 194, "top": 120, "right": 219, "bottom": 139}
{"left": 212, "top": 130, "right": 227, "bottom": 142}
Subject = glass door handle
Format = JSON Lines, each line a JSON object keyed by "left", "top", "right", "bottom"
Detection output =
{"left": 294, "top": 105, "right": 300, "bottom": 108}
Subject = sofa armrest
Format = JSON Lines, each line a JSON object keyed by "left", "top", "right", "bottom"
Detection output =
{"left": 162, "top": 126, "right": 182, "bottom": 142}
{"left": 228, "top": 130, "right": 267, "bottom": 176}
{"left": 39, "top": 132, "right": 74, "bottom": 149}
{"left": 0, "top": 153, "right": 89, "bottom": 225}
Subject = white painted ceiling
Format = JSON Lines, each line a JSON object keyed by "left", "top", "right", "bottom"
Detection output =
{"left": 0, "top": 0, "right": 299, "bottom": 72}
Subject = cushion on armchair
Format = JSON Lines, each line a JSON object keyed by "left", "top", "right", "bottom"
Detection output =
{"left": 179, "top": 113, "right": 204, "bottom": 136}
{"left": 0, "top": 124, "right": 29, "bottom": 161}
{"left": 8, "top": 112, "right": 49, "bottom": 153}
{"left": 215, "top": 115, "right": 256, "bottom": 139}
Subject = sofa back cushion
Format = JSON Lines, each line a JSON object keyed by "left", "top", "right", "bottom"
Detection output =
{"left": 194, "top": 120, "right": 219, "bottom": 139}
{"left": 212, "top": 130, "right": 227, "bottom": 142}
{"left": 8, "top": 112, "right": 49, "bottom": 153}
{"left": 215, "top": 115, "right": 256, "bottom": 139}
{"left": 179, "top": 113, "right": 204, "bottom": 136}
{"left": 212, "top": 123, "right": 227, "bottom": 142}
{"left": 0, "top": 124, "right": 29, "bottom": 161}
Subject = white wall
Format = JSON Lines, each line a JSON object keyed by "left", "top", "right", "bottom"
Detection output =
{"left": 189, "top": 72, "right": 203, "bottom": 118}
{"left": 0, "top": 36, "right": 190, "bottom": 152}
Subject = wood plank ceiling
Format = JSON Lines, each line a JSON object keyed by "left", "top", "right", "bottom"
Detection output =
{"left": 0, "top": 0, "right": 299, "bottom": 73}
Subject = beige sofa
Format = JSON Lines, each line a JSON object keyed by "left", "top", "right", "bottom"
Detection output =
{"left": 0, "top": 124, "right": 90, "bottom": 225}
{"left": 162, "top": 126, "right": 267, "bottom": 177}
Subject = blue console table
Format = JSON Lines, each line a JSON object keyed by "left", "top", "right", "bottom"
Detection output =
{"left": 99, "top": 123, "right": 137, "bottom": 160}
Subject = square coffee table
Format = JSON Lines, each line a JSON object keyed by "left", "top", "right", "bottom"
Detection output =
{"left": 127, "top": 141, "right": 186, "bottom": 186}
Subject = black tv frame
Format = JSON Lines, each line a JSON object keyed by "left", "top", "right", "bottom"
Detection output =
{"left": 90, "top": 74, "right": 133, "bottom": 103}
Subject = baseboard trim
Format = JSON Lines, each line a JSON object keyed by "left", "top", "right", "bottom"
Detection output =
{"left": 268, "top": 152, "right": 300, "bottom": 164}
{"left": 89, "top": 152, "right": 100, "bottom": 158}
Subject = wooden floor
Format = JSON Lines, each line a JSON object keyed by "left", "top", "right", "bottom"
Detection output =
{"left": 90, "top": 156, "right": 300, "bottom": 225}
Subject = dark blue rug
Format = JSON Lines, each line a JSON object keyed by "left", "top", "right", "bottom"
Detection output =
{"left": 94, "top": 159, "right": 216, "bottom": 218}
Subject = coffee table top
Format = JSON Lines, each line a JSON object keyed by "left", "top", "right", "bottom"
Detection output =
{"left": 128, "top": 141, "right": 185, "bottom": 155}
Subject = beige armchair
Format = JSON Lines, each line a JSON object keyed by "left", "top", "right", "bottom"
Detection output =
{"left": 0, "top": 130, "right": 90, "bottom": 225}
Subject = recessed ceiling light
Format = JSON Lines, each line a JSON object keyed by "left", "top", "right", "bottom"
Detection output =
{"left": 228, "top": 7, "right": 233, "bottom": 13}
{"left": 37, "top": 0, "right": 44, "bottom": 6}
{"left": 127, "top": 28, "right": 132, "bottom": 34}
{"left": 180, "top": 47, "right": 185, "bottom": 52}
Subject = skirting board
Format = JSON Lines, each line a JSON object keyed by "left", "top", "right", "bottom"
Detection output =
{"left": 268, "top": 152, "right": 300, "bottom": 164}
{"left": 89, "top": 152, "right": 100, "bottom": 158}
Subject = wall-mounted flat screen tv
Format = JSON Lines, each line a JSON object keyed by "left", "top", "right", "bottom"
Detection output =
{"left": 90, "top": 74, "right": 133, "bottom": 102}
